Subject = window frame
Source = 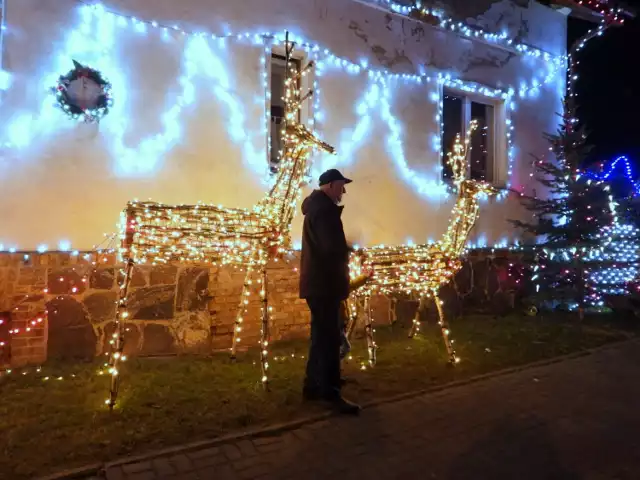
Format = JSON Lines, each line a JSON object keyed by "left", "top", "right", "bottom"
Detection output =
{"left": 440, "top": 86, "right": 507, "bottom": 187}
{"left": 267, "top": 47, "right": 313, "bottom": 171}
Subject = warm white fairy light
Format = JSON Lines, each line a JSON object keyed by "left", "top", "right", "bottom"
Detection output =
{"left": 104, "top": 35, "right": 335, "bottom": 407}
{"left": 348, "top": 121, "right": 496, "bottom": 364}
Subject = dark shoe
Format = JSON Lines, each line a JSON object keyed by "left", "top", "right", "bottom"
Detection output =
{"left": 328, "top": 396, "right": 361, "bottom": 416}
{"left": 339, "top": 376, "right": 357, "bottom": 386}
{"left": 302, "top": 387, "right": 322, "bottom": 402}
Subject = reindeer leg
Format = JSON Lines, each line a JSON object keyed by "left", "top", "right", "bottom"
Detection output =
{"left": 344, "top": 297, "right": 358, "bottom": 342}
{"left": 409, "top": 296, "right": 426, "bottom": 339}
{"left": 107, "top": 258, "right": 134, "bottom": 410}
{"left": 259, "top": 266, "right": 271, "bottom": 391}
{"left": 363, "top": 296, "right": 377, "bottom": 367}
{"left": 434, "top": 291, "right": 458, "bottom": 365}
{"left": 339, "top": 298, "right": 353, "bottom": 361}
{"left": 230, "top": 266, "right": 254, "bottom": 360}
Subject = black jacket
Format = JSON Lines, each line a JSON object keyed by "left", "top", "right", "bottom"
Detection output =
{"left": 299, "top": 190, "right": 350, "bottom": 300}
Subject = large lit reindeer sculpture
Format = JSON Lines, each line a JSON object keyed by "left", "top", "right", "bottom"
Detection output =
{"left": 346, "top": 121, "right": 496, "bottom": 366}
{"left": 105, "top": 35, "right": 335, "bottom": 409}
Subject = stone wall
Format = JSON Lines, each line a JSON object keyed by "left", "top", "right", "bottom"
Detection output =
{"left": 0, "top": 249, "right": 530, "bottom": 369}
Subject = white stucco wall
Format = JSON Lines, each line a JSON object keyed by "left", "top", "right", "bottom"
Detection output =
{"left": 0, "top": 0, "right": 567, "bottom": 250}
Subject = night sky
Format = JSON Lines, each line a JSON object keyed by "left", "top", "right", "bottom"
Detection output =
{"left": 568, "top": 1, "right": 640, "bottom": 167}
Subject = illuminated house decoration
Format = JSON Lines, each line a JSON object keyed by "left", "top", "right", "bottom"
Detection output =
{"left": 106, "top": 35, "right": 335, "bottom": 408}
{"left": 0, "top": 0, "right": 580, "bottom": 371}
{"left": 346, "top": 121, "right": 496, "bottom": 366}
{"left": 583, "top": 157, "right": 640, "bottom": 307}
{"left": 586, "top": 222, "right": 640, "bottom": 307}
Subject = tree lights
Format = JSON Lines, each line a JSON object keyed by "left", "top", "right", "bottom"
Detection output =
{"left": 512, "top": 103, "right": 618, "bottom": 316}
{"left": 105, "top": 34, "right": 335, "bottom": 409}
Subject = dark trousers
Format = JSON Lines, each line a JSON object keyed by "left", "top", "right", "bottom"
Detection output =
{"left": 304, "top": 297, "right": 342, "bottom": 399}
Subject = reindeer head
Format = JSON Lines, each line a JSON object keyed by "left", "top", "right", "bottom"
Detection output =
{"left": 459, "top": 178, "right": 498, "bottom": 199}
{"left": 447, "top": 120, "right": 498, "bottom": 200}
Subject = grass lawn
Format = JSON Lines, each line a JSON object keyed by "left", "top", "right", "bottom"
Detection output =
{"left": 0, "top": 313, "right": 635, "bottom": 479}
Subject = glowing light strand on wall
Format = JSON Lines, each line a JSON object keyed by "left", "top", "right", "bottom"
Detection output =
{"left": 0, "top": 0, "right": 8, "bottom": 93}
{"left": 0, "top": 1, "right": 565, "bottom": 250}
{"left": 2, "top": 1, "right": 561, "bottom": 188}
{"left": 369, "top": 0, "right": 567, "bottom": 63}
{"left": 313, "top": 62, "right": 557, "bottom": 201}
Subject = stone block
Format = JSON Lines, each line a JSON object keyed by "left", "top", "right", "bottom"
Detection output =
{"left": 118, "top": 266, "right": 148, "bottom": 288}
{"left": 150, "top": 265, "right": 178, "bottom": 285}
{"left": 7, "top": 267, "right": 18, "bottom": 282}
{"left": 129, "top": 285, "right": 175, "bottom": 320}
{"left": 46, "top": 296, "right": 96, "bottom": 360}
{"left": 90, "top": 268, "right": 115, "bottom": 290}
{"left": 101, "top": 322, "right": 141, "bottom": 356}
{"left": 84, "top": 291, "right": 118, "bottom": 324}
{"left": 141, "top": 323, "right": 176, "bottom": 355}
{"left": 47, "top": 267, "right": 88, "bottom": 295}
{"left": 175, "top": 267, "right": 210, "bottom": 312}
{"left": 19, "top": 267, "right": 47, "bottom": 287}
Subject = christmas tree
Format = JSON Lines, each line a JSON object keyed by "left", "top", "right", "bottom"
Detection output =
{"left": 512, "top": 102, "right": 615, "bottom": 317}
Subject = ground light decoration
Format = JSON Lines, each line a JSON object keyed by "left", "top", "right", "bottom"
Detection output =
{"left": 105, "top": 34, "right": 335, "bottom": 409}
{"left": 0, "top": 1, "right": 630, "bottom": 371}
{"left": 0, "top": 0, "right": 567, "bottom": 398}
{"left": 345, "top": 121, "right": 497, "bottom": 366}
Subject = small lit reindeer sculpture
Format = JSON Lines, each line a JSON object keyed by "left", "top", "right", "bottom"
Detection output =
{"left": 105, "top": 34, "right": 335, "bottom": 408}
{"left": 346, "top": 121, "right": 497, "bottom": 366}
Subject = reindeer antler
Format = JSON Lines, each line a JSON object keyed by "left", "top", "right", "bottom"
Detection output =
{"left": 447, "top": 120, "right": 478, "bottom": 187}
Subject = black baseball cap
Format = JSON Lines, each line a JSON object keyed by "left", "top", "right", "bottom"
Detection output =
{"left": 319, "top": 169, "right": 352, "bottom": 186}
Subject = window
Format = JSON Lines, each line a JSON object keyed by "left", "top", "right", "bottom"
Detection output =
{"left": 441, "top": 89, "right": 497, "bottom": 183}
{"left": 270, "top": 54, "right": 301, "bottom": 171}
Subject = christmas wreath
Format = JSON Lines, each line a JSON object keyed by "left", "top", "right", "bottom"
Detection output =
{"left": 52, "top": 60, "right": 113, "bottom": 123}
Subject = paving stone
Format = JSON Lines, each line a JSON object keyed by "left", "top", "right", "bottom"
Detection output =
{"left": 221, "top": 443, "right": 242, "bottom": 461}
{"left": 235, "top": 439, "right": 258, "bottom": 457}
{"left": 252, "top": 436, "right": 280, "bottom": 447}
{"left": 86, "top": 342, "right": 640, "bottom": 480}
{"left": 192, "top": 454, "right": 227, "bottom": 469}
{"left": 236, "top": 463, "right": 271, "bottom": 479}
{"left": 128, "top": 472, "right": 156, "bottom": 480}
{"left": 122, "top": 461, "right": 153, "bottom": 475}
{"left": 151, "top": 457, "right": 175, "bottom": 476}
{"left": 194, "top": 464, "right": 238, "bottom": 480}
{"left": 105, "top": 467, "right": 126, "bottom": 480}
{"left": 187, "top": 446, "right": 221, "bottom": 460}
{"left": 168, "top": 454, "right": 193, "bottom": 473}
{"left": 232, "top": 455, "right": 265, "bottom": 472}
{"left": 255, "top": 441, "right": 283, "bottom": 454}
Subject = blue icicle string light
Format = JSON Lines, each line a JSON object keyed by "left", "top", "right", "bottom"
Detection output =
{"left": 587, "top": 156, "right": 640, "bottom": 196}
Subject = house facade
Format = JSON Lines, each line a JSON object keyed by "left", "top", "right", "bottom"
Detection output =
{"left": 0, "top": 0, "right": 569, "bottom": 366}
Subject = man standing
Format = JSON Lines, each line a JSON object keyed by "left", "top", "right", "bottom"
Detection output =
{"left": 299, "top": 169, "right": 361, "bottom": 415}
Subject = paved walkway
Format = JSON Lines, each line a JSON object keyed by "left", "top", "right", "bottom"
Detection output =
{"left": 99, "top": 341, "right": 640, "bottom": 480}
